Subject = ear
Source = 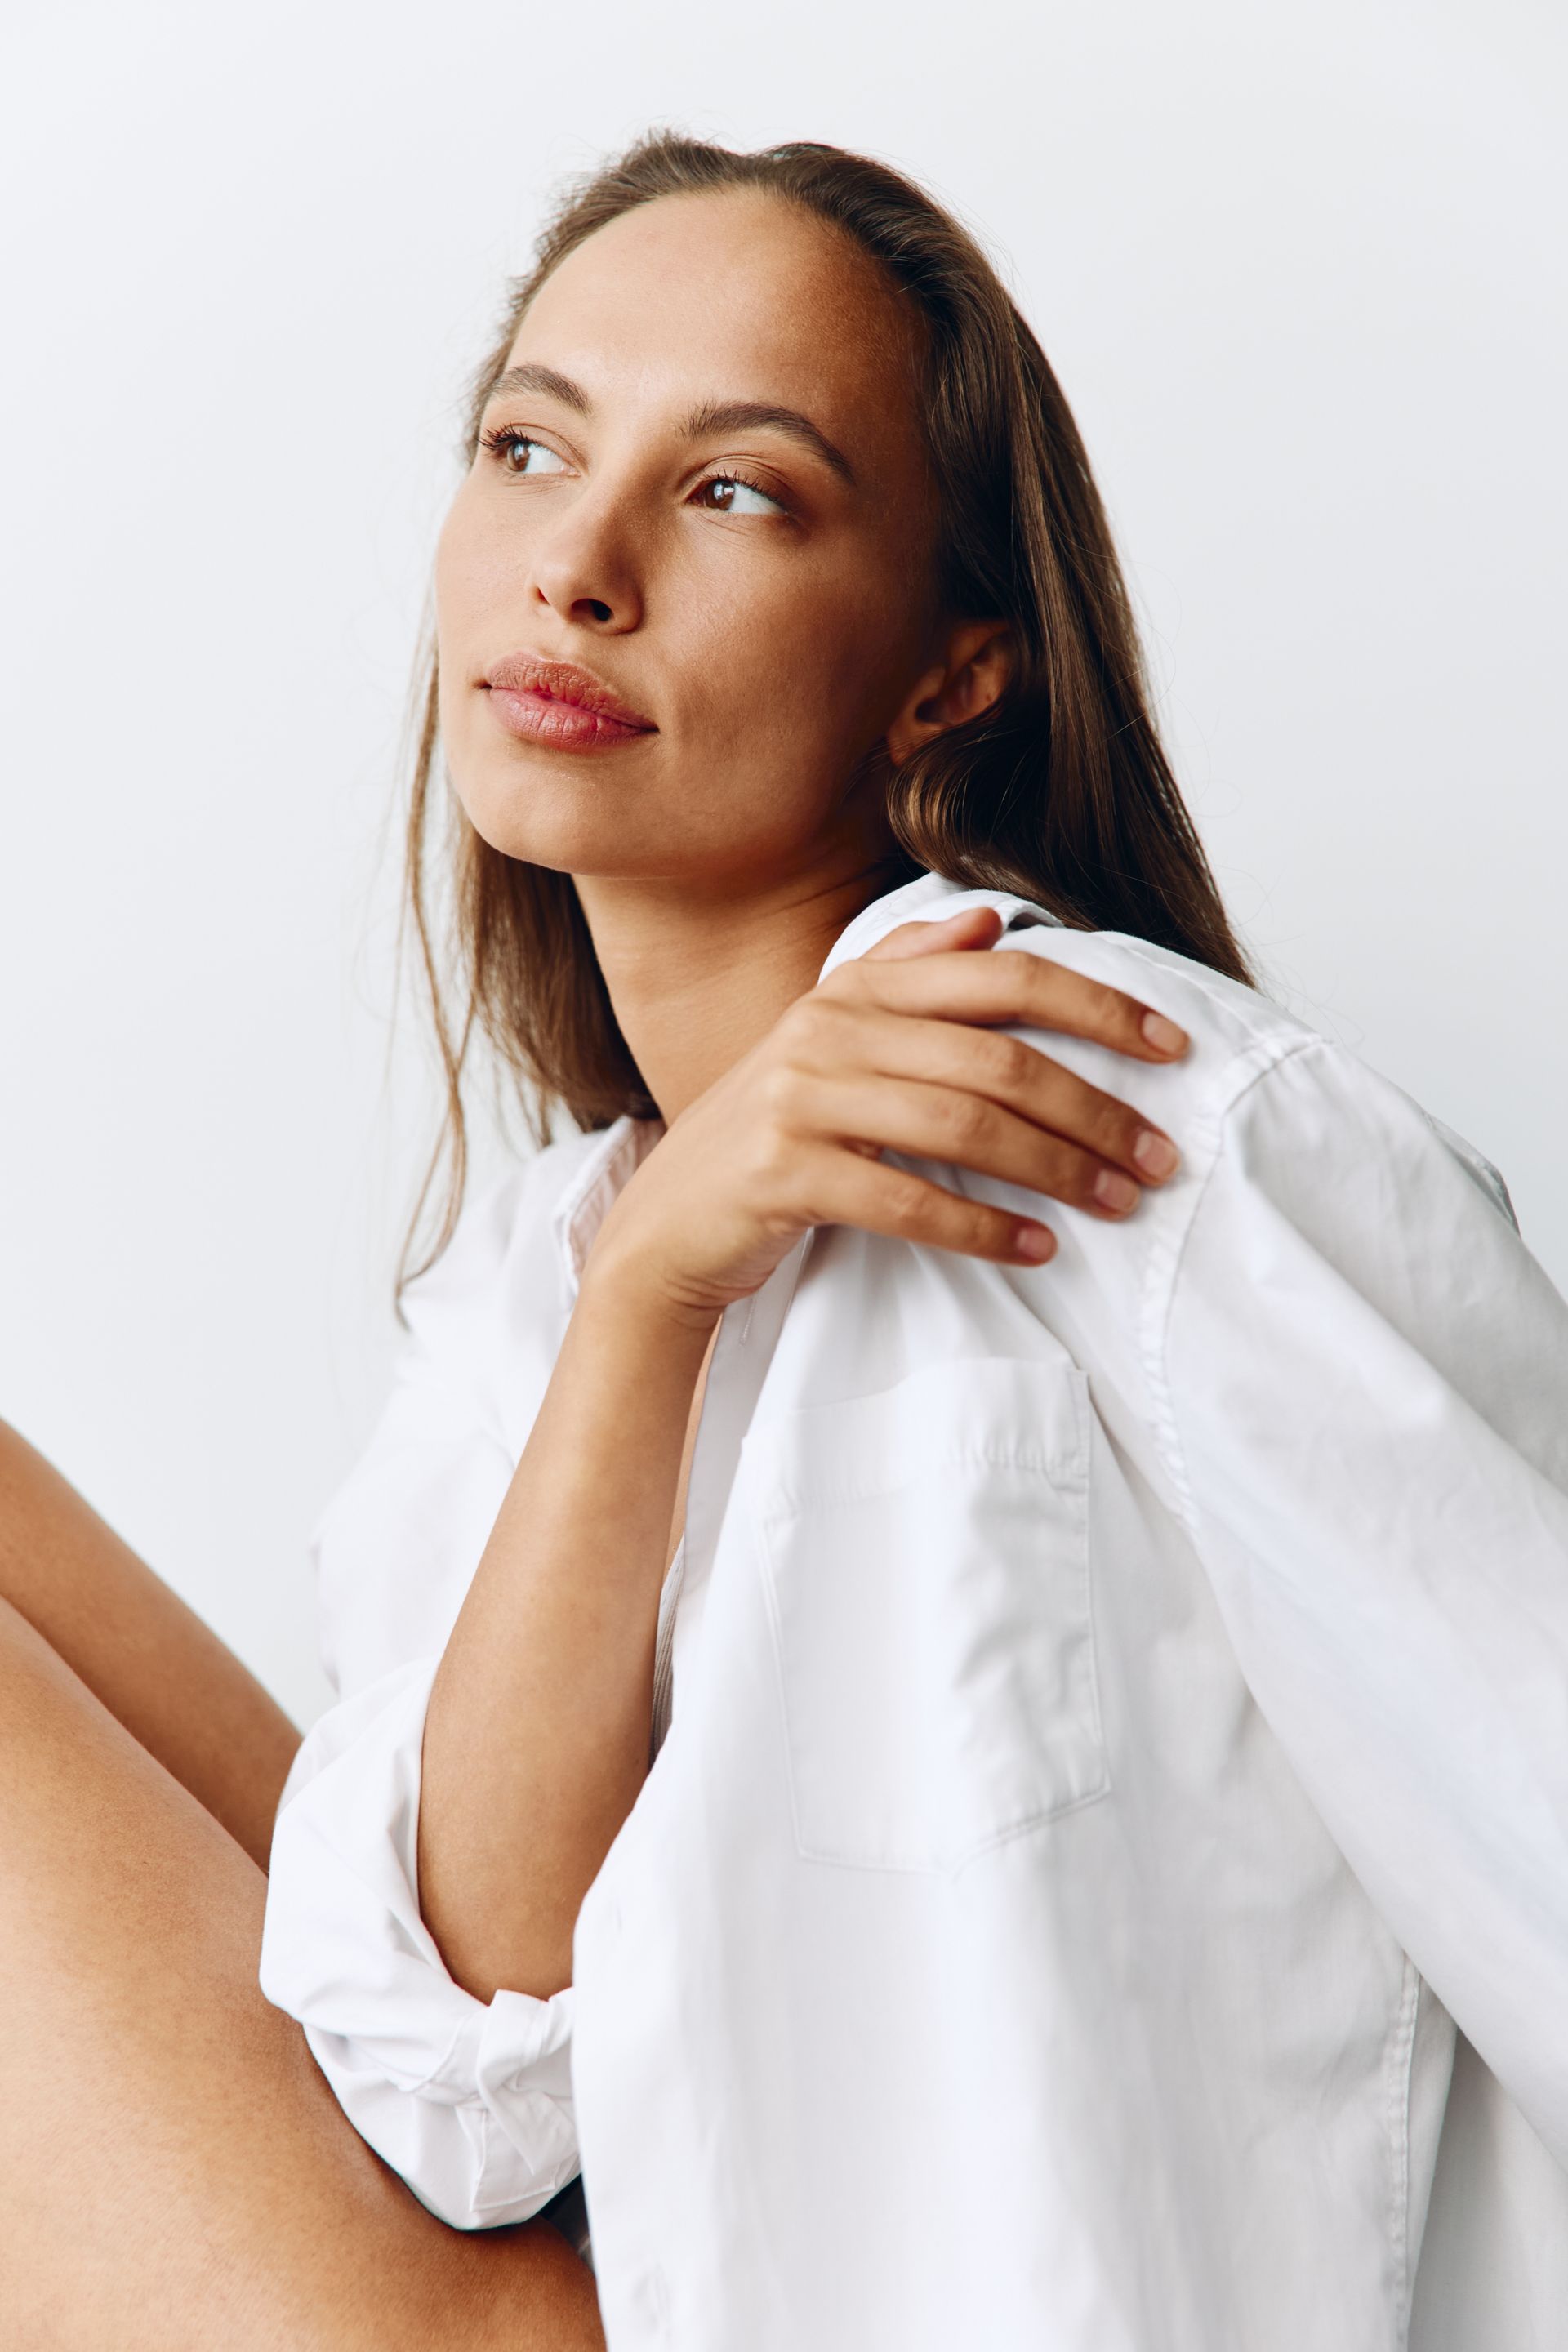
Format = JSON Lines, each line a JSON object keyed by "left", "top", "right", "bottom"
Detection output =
{"left": 885, "top": 620, "right": 1014, "bottom": 765}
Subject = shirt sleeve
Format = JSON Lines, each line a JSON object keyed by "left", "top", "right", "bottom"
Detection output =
{"left": 259, "top": 1653, "right": 581, "bottom": 2230}
{"left": 1152, "top": 1036, "right": 1568, "bottom": 2167}
{"left": 256, "top": 1179, "right": 583, "bottom": 2231}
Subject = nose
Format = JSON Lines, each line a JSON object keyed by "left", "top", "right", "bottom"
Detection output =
{"left": 528, "top": 481, "right": 644, "bottom": 635}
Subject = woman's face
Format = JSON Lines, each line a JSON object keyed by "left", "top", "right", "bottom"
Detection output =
{"left": 434, "top": 189, "right": 945, "bottom": 893}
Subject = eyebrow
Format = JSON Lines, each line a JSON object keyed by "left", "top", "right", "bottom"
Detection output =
{"left": 485, "top": 364, "right": 857, "bottom": 487}
{"left": 488, "top": 363, "right": 591, "bottom": 415}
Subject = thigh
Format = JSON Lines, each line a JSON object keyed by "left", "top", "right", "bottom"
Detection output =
{"left": 0, "top": 1596, "right": 603, "bottom": 2351}
{"left": 0, "top": 1419, "right": 301, "bottom": 1868}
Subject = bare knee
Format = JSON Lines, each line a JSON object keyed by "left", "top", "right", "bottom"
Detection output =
{"left": 0, "top": 1615, "right": 602, "bottom": 2348}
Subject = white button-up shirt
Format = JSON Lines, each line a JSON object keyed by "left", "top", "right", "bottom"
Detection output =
{"left": 259, "top": 869, "right": 1568, "bottom": 2350}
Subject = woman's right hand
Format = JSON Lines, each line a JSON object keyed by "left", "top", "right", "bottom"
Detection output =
{"left": 587, "top": 902, "right": 1188, "bottom": 1327}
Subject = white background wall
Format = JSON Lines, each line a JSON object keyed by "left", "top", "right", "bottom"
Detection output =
{"left": 2, "top": 0, "right": 1562, "bottom": 1729}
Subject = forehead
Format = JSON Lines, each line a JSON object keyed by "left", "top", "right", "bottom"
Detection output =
{"left": 506, "top": 189, "right": 929, "bottom": 481}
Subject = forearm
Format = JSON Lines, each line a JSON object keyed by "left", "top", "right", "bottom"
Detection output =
{"left": 417, "top": 1256, "right": 717, "bottom": 2001}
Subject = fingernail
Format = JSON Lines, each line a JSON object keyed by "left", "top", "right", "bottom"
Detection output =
{"left": 1133, "top": 1130, "right": 1179, "bottom": 1180}
{"left": 1141, "top": 1011, "right": 1187, "bottom": 1054}
{"left": 1014, "top": 1223, "right": 1055, "bottom": 1261}
{"left": 1094, "top": 1169, "right": 1140, "bottom": 1214}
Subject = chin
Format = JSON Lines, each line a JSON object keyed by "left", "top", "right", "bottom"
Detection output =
{"left": 448, "top": 747, "right": 806, "bottom": 884}
{"left": 452, "top": 787, "right": 688, "bottom": 880}
{"left": 450, "top": 756, "right": 631, "bottom": 866}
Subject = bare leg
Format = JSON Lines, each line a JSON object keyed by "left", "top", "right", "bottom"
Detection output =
{"left": 0, "top": 1430, "right": 604, "bottom": 2349}
{"left": 0, "top": 1421, "right": 301, "bottom": 1867}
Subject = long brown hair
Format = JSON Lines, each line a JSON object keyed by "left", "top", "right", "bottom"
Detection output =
{"left": 401, "top": 129, "right": 1251, "bottom": 1290}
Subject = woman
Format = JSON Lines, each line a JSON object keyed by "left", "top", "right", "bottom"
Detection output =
{"left": 263, "top": 127, "right": 1568, "bottom": 2345}
{"left": 6, "top": 131, "right": 1565, "bottom": 2348}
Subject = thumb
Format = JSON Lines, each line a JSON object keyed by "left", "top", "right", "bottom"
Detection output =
{"left": 860, "top": 903, "right": 1004, "bottom": 964}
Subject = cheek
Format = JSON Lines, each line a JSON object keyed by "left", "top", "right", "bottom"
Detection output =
{"left": 682, "top": 550, "right": 919, "bottom": 774}
{"left": 432, "top": 506, "right": 470, "bottom": 710}
{"left": 434, "top": 488, "right": 516, "bottom": 760}
{"left": 433, "top": 488, "right": 488, "bottom": 662}
{"left": 432, "top": 500, "right": 508, "bottom": 839}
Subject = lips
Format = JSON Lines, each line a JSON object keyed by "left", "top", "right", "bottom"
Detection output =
{"left": 482, "top": 653, "right": 656, "bottom": 750}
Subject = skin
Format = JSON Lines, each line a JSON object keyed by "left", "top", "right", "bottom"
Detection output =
{"left": 1, "top": 185, "right": 1187, "bottom": 2338}
{"left": 0, "top": 1423, "right": 604, "bottom": 2348}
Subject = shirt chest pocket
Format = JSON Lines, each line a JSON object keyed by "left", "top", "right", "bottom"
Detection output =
{"left": 746, "top": 1356, "right": 1110, "bottom": 1875}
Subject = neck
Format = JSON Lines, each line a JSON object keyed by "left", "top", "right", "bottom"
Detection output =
{"left": 572, "top": 854, "right": 906, "bottom": 1126}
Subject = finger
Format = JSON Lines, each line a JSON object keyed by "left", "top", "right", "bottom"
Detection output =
{"left": 859, "top": 905, "right": 1004, "bottom": 963}
{"left": 794, "top": 1002, "right": 1180, "bottom": 1186}
{"left": 791, "top": 1137, "right": 1056, "bottom": 1265}
{"left": 841, "top": 944, "right": 1190, "bottom": 1062}
{"left": 796, "top": 1071, "right": 1145, "bottom": 1218}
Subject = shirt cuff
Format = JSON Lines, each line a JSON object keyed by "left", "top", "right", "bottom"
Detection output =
{"left": 259, "top": 1655, "right": 581, "bottom": 2228}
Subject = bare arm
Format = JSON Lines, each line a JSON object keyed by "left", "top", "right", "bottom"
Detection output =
{"left": 416, "top": 906, "right": 1190, "bottom": 2005}
{"left": 418, "top": 1264, "right": 718, "bottom": 2002}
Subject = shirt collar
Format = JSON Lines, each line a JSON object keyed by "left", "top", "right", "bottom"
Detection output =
{"left": 549, "top": 1112, "right": 663, "bottom": 1308}
{"left": 551, "top": 867, "right": 1060, "bottom": 1302}
{"left": 813, "top": 866, "right": 1061, "bottom": 983}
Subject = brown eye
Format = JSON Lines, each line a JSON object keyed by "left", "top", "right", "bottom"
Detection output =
{"left": 696, "top": 474, "right": 783, "bottom": 516}
{"left": 482, "top": 430, "right": 567, "bottom": 477}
